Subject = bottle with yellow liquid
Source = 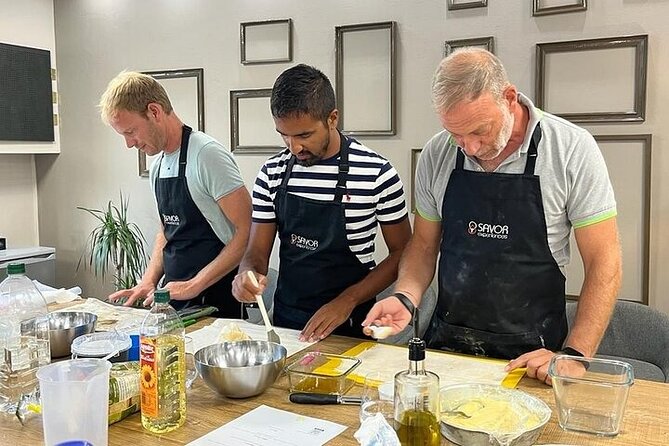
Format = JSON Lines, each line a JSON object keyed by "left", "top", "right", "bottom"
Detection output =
{"left": 139, "top": 289, "right": 186, "bottom": 433}
{"left": 394, "top": 337, "right": 440, "bottom": 446}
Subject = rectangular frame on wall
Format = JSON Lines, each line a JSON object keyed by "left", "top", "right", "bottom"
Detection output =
{"left": 240, "top": 18, "right": 293, "bottom": 65}
{"left": 410, "top": 148, "right": 422, "bottom": 214}
{"left": 444, "top": 36, "right": 495, "bottom": 57}
{"left": 533, "top": 0, "right": 587, "bottom": 16}
{"left": 565, "top": 134, "right": 652, "bottom": 304}
{"left": 139, "top": 68, "right": 204, "bottom": 177}
{"left": 447, "top": 0, "right": 487, "bottom": 10}
{"left": 535, "top": 35, "right": 648, "bottom": 123}
{"left": 335, "top": 21, "right": 396, "bottom": 136}
{"left": 230, "top": 88, "right": 283, "bottom": 154}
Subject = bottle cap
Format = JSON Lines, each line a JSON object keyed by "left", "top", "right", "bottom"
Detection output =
{"left": 7, "top": 263, "right": 25, "bottom": 275}
{"left": 153, "top": 288, "right": 170, "bottom": 303}
{"left": 408, "top": 337, "right": 426, "bottom": 361}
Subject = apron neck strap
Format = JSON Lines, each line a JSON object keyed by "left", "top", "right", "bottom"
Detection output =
{"left": 523, "top": 122, "right": 541, "bottom": 176}
{"left": 177, "top": 125, "right": 193, "bottom": 177}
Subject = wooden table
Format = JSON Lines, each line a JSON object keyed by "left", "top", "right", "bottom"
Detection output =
{"left": 2, "top": 321, "right": 668, "bottom": 445}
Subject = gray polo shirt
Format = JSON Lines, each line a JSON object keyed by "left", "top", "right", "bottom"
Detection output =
{"left": 149, "top": 130, "right": 245, "bottom": 244}
{"left": 415, "top": 93, "right": 616, "bottom": 267}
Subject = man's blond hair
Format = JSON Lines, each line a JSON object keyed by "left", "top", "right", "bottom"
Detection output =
{"left": 99, "top": 71, "right": 173, "bottom": 124}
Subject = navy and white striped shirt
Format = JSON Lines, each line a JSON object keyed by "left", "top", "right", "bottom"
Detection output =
{"left": 252, "top": 140, "right": 408, "bottom": 269}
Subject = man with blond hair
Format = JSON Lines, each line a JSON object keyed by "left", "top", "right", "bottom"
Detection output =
{"left": 99, "top": 71, "right": 251, "bottom": 316}
{"left": 363, "top": 49, "right": 622, "bottom": 384}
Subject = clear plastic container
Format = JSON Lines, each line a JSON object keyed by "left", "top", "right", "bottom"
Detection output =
{"left": 71, "top": 331, "right": 132, "bottom": 362}
{"left": 548, "top": 354, "right": 634, "bottom": 436}
{"left": 37, "top": 358, "right": 111, "bottom": 446}
{"left": 286, "top": 352, "right": 360, "bottom": 395}
{"left": 139, "top": 289, "right": 186, "bottom": 433}
{"left": 0, "top": 262, "right": 51, "bottom": 415}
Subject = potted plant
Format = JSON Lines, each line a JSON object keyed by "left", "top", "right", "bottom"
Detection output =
{"left": 77, "top": 192, "right": 148, "bottom": 294}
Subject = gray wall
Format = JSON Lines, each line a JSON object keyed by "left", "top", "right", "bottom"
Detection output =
{"left": 33, "top": 0, "right": 669, "bottom": 311}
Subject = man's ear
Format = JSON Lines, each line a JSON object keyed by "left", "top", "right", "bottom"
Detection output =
{"left": 327, "top": 109, "right": 339, "bottom": 129}
{"left": 146, "top": 102, "right": 162, "bottom": 120}
{"left": 503, "top": 85, "right": 518, "bottom": 106}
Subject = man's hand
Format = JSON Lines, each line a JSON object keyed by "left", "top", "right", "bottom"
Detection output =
{"left": 361, "top": 296, "right": 413, "bottom": 337}
{"left": 232, "top": 271, "right": 267, "bottom": 303}
{"left": 108, "top": 282, "right": 155, "bottom": 307}
{"left": 505, "top": 348, "right": 557, "bottom": 385}
{"left": 299, "top": 299, "right": 357, "bottom": 342}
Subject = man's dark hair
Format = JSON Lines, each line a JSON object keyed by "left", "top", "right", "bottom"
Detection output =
{"left": 270, "top": 64, "right": 336, "bottom": 123}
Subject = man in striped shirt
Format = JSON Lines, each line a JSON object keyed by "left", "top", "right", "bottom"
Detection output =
{"left": 232, "top": 64, "right": 411, "bottom": 341}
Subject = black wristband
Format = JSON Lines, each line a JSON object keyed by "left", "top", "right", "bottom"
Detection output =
{"left": 559, "top": 346, "right": 585, "bottom": 357}
{"left": 391, "top": 292, "right": 416, "bottom": 317}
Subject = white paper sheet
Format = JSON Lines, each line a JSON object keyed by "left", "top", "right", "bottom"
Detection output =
{"left": 186, "top": 404, "right": 347, "bottom": 446}
{"left": 186, "top": 318, "right": 316, "bottom": 358}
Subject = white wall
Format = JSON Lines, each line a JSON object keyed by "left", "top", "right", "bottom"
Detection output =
{"left": 36, "top": 0, "right": 669, "bottom": 311}
{"left": 0, "top": 0, "right": 57, "bottom": 248}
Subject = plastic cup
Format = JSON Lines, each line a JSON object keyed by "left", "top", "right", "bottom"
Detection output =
{"left": 185, "top": 335, "right": 197, "bottom": 389}
{"left": 37, "top": 358, "right": 111, "bottom": 446}
{"left": 360, "top": 372, "right": 395, "bottom": 425}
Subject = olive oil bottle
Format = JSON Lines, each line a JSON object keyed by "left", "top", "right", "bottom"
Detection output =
{"left": 394, "top": 338, "right": 440, "bottom": 446}
{"left": 140, "top": 289, "right": 186, "bottom": 434}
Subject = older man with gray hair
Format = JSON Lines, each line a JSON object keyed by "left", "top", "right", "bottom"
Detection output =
{"left": 363, "top": 48, "right": 622, "bottom": 384}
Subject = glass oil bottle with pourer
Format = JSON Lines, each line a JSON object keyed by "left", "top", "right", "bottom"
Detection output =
{"left": 394, "top": 307, "right": 440, "bottom": 446}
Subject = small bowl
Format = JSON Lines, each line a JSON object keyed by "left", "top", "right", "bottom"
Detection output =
{"left": 195, "top": 341, "right": 287, "bottom": 398}
{"left": 439, "top": 384, "right": 551, "bottom": 446}
{"left": 48, "top": 312, "right": 97, "bottom": 358}
{"left": 70, "top": 330, "right": 132, "bottom": 363}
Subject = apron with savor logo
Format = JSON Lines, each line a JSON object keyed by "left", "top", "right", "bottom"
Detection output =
{"left": 272, "top": 134, "right": 373, "bottom": 338}
{"left": 155, "top": 125, "right": 239, "bottom": 317}
{"left": 425, "top": 123, "right": 567, "bottom": 359}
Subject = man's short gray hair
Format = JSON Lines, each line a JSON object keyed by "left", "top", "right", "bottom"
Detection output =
{"left": 432, "top": 48, "right": 510, "bottom": 114}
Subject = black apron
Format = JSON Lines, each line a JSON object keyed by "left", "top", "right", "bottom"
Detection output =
{"left": 272, "top": 134, "right": 373, "bottom": 338}
{"left": 155, "top": 125, "right": 240, "bottom": 318}
{"left": 425, "top": 123, "right": 567, "bottom": 359}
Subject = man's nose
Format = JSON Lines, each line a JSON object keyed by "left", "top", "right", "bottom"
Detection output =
{"left": 124, "top": 136, "right": 136, "bottom": 149}
{"left": 461, "top": 137, "right": 481, "bottom": 156}
{"left": 285, "top": 136, "right": 302, "bottom": 153}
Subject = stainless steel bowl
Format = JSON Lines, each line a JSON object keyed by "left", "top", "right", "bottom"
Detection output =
{"left": 439, "top": 383, "right": 551, "bottom": 446}
{"left": 195, "top": 341, "right": 287, "bottom": 398}
{"left": 48, "top": 311, "right": 97, "bottom": 357}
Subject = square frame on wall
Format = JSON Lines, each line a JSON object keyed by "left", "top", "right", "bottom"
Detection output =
{"left": 533, "top": 0, "right": 587, "bottom": 16}
{"left": 335, "top": 21, "right": 396, "bottom": 136}
{"left": 565, "top": 134, "right": 652, "bottom": 304}
{"left": 138, "top": 68, "right": 204, "bottom": 177}
{"left": 444, "top": 36, "right": 495, "bottom": 57}
{"left": 240, "top": 18, "right": 293, "bottom": 65}
{"left": 447, "top": 0, "right": 487, "bottom": 10}
{"left": 410, "top": 148, "right": 422, "bottom": 214}
{"left": 535, "top": 34, "right": 648, "bottom": 123}
{"left": 230, "top": 88, "right": 283, "bottom": 154}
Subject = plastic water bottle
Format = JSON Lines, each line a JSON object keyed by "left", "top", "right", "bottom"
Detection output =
{"left": 139, "top": 289, "right": 186, "bottom": 433}
{"left": 0, "top": 262, "right": 51, "bottom": 415}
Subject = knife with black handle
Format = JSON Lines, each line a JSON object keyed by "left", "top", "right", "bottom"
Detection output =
{"left": 289, "top": 392, "right": 363, "bottom": 405}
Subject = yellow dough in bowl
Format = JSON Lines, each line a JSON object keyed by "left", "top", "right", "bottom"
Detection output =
{"left": 218, "top": 322, "right": 252, "bottom": 342}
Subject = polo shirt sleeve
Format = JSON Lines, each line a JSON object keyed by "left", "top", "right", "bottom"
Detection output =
{"left": 375, "top": 162, "right": 408, "bottom": 224}
{"left": 415, "top": 139, "right": 443, "bottom": 222}
{"left": 566, "top": 132, "right": 617, "bottom": 228}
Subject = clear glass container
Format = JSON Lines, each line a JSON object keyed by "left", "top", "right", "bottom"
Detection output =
{"left": 0, "top": 262, "right": 51, "bottom": 416}
{"left": 394, "top": 338, "right": 440, "bottom": 446}
{"left": 548, "top": 354, "right": 634, "bottom": 436}
{"left": 286, "top": 352, "right": 360, "bottom": 395}
{"left": 139, "top": 289, "right": 186, "bottom": 433}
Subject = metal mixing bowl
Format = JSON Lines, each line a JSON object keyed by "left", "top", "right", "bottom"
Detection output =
{"left": 48, "top": 311, "right": 97, "bottom": 357}
{"left": 439, "top": 383, "right": 551, "bottom": 446}
{"left": 195, "top": 341, "right": 287, "bottom": 398}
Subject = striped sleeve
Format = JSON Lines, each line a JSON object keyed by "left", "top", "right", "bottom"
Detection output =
{"left": 375, "top": 162, "right": 408, "bottom": 224}
{"left": 252, "top": 163, "right": 277, "bottom": 223}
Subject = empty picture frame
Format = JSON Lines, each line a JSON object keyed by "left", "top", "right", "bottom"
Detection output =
{"left": 444, "top": 36, "right": 495, "bottom": 57}
{"left": 536, "top": 34, "right": 648, "bottom": 123}
{"left": 230, "top": 88, "right": 283, "bottom": 154}
{"left": 335, "top": 21, "right": 396, "bottom": 136}
{"left": 240, "top": 19, "right": 292, "bottom": 65}
{"left": 533, "top": 0, "right": 587, "bottom": 16}
{"left": 138, "top": 68, "right": 205, "bottom": 177}
{"left": 410, "top": 148, "right": 422, "bottom": 214}
{"left": 447, "top": 0, "right": 487, "bottom": 10}
{"left": 565, "top": 134, "right": 652, "bottom": 304}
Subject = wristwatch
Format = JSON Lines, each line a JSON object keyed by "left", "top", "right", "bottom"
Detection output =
{"left": 391, "top": 292, "right": 416, "bottom": 316}
{"left": 559, "top": 346, "right": 585, "bottom": 357}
